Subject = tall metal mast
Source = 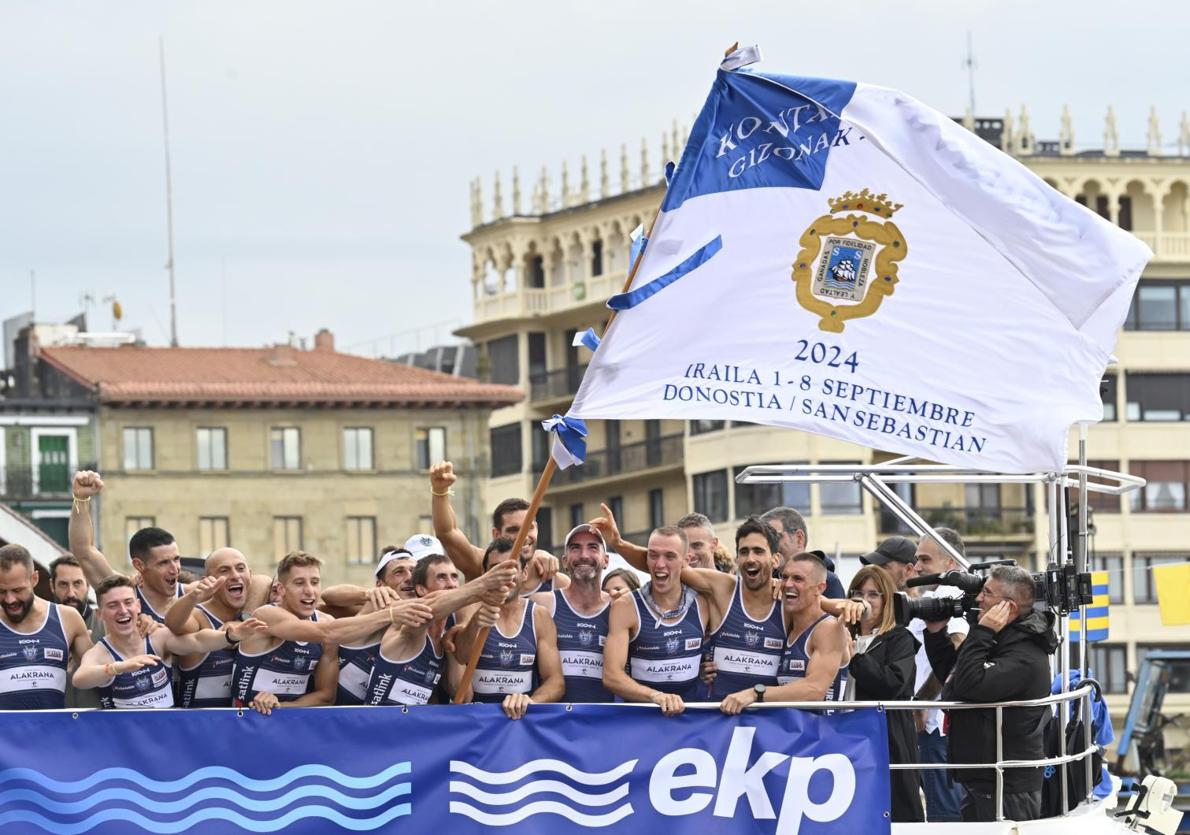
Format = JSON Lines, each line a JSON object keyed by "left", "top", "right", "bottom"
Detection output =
{"left": 159, "top": 36, "right": 179, "bottom": 347}
{"left": 963, "top": 31, "right": 977, "bottom": 116}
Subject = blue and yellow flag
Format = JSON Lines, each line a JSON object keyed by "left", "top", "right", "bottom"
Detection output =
{"left": 1068, "top": 570, "right": 1109, "bottom": 642}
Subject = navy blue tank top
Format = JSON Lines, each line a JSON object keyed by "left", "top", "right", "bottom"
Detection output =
{"left": 552, "top": 589, "right": 611, "bottom": 703}
{"left": 628, "top": 589, "right": 705, "bottom": 699}
{"left": 98, "top": 636, "right": 174, "bottom": 709}
{"left": 231, "top": 607, "right": 323, "bottom": 704}
{"left": 366, "top": 635, "right": 443, "bottom": 706}
{"left": 177, "top": 605, "right": 235, "bottom": 708}
{"left": 707, "top": 581, "right": 786, "bottom": 699}
{"left": 136, "top": 582, "right": 185, "bottom": 625}
{"left": 336, "top": 639, "right": 380, "bottom": 706}
{"left": 472, "top": 600, "right": 537, "bottom": 703}
{"left": 0, "top": 604, "right": 70, "bottom": 709}
{"left": 778, "top": 614, "right": 849, "bottom": 703}
{"left": 521, "top": 577, "right": 555, "bottom": 597}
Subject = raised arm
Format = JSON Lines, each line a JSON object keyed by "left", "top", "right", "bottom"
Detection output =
{"left": 680, "top": 566, "right": 736, "bottom": 615}
{"left": 319, "top": 584, "right": 369, "bottom": 618}
{"left": 430, "top": 461, "right": 485, "bottom": 581}
{"left": 68, "top": 471, "right": 118, "bottom": 588}
{"left": 162, "top": 619, "right": 269, "bottom": 657}
{"left": 423, "top": 560, "right": 519, "bottom": 621}
{"left": 72, "top": 642, "right": 159, "bottom": 690}
{"left": 165, "top": 576, "right": 225, "bottom": 635}
{"left": 588, "top": 502, "right": 648, "bottom": 571}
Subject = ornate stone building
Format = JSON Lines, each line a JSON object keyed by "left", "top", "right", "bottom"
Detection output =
{"left": 459, "top": 107, "right": 1190, "bottom": 724}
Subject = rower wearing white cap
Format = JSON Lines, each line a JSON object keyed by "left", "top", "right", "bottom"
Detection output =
{"left": 319, "top": 544, "right": 421, "bottom": 620}
{"left": 529, "top": 524, "right": 613, "bottom": 703}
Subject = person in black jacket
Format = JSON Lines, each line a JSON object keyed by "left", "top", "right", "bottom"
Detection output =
{"left": 924, "top": 565, "right": 1058, "bottom": 822}
{"left": 846, "top": 565, "right": 924, "bottom": 823}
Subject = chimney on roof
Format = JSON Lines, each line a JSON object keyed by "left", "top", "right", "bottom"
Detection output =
{"left": 313, "top": 328, "right": 335, "bottom": 352}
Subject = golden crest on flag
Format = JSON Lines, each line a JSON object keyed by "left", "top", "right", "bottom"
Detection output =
{"left": 791, "top": 188, "right": 907, "bottom": 332}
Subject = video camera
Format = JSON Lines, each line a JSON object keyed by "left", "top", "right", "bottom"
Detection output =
{"left": 890, "top": 560, "right": 1094, "bottom": 627}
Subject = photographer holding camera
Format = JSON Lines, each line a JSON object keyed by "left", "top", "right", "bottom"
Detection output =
{"left": 924, "top": 564, "right": 1058, "bottom": 822}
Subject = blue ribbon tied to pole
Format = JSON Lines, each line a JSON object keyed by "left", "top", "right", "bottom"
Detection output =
{"left": 541, "top": 414, "right": 588, "bottom": 470}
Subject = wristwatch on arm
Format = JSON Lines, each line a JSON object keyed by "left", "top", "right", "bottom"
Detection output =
{"left": 753, "top": 683, "right": 766, "bottom": 703}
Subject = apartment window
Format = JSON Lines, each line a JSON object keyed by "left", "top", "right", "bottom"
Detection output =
{"left": 123, "top": 427, "right": 154, "bottom": 471}
{"left": 273, "top": 516, "right": 303, "bottom": 561}
{"left": 649, "top": 489, "right": 665, "bottom": 530}
{"left": 569, "top": 503, "right": 584, "bottom": 529}
{"left": 1090, "top": 552, "right": 1124, "bottom": 604}
{"left": 733, "top": 464, "right": 810, "bottom": 520}
{"left": 196, "top": 427, "right": 227, "bottom": 471}
{"left": 526, "top": 253, "right": 546, "bottom": 289}
{"left": 1088, "top": 644, "right": 1128, "bottom": 694}
{"left": 1129, "top": 461, "right": 1189, "bottom": 512}
{"left": 270, "top": 428, "right": 301, "bottom": 470}
{"left": 486, "top": 335, "right": 520, "bottom": 385}
{"left": 689, "top": 420, "right": 725, "bottom": 435}
{"left": 1126, "top": 374, "right": 1190, "bottom": 422}
{"left": 607, "top": 496, "right": 624, "bottom": 530}
{"left": 198, "top": 517, "right": 230, "bottom": 555}
{"left": 1132, "top": 554, "right": 1190, "bottom": 604}
{"left": 490, "top": 424, "right": 522, "bottom": 478}
{"left": 1100, "top": 375, "right": 1117, "bottom": 422}
{"left": 590, "top": 239, "right": 604, "bottom": 277}
{"left": 343, "top": 427, "right": 374, "bottom": 471}
{"left": 125, "top": 516, "right": 156, "bottom": 541}
{"left": 416, "top": 427, "right": 446, "bottom": 470}
{"left": 531, "top": 428, "right": 550, "bottom": 472}
{"left": 820, "top": 461, "right": 863, "bottom": 514}
{"left": 1136, "top": 645, "right": 1190, "bottom": 692}
{"left": 1124, "top": 281, "right": 1190, "bottom": 331}
{"left": 692, "top": 470, "right": 729, "bottom": 523}
{"left": 346, "top": 516, "right": 377, "bottom": 566}
{"left": 537, "top": 506, "right": 554, "bottom": 552}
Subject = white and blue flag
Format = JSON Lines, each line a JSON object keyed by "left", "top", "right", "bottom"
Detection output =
{"left": 570, "top": 47, "right": 1150, "bottom": 473}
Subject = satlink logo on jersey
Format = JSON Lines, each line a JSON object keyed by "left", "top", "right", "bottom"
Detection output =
{"left": 649, "top": 727, "right": 856, "bottom": 835}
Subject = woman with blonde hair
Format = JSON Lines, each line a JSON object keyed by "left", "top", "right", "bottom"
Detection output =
{"left": 847, "top": 564, "right": 924, "bottom": 822}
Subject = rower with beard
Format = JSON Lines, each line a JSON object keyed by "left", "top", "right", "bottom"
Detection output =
{"left": 73, "top": 575, "right": 268, "bottom": 709}
{"left": 163, "top": 548, "right": 261, "bottom": 708}
{"left": 429, "top": 461, "right": 567, "bottom": 595}
{"left": 602, "top": 526, "right": 711, "bottom": 717}
{"left": 720, "top": 552, "right": 850, "bottom": 714}
{"left": 49, "top": 556, "right": 103, "bottom": 708}
{"left": 366, "top": 554, "right": 518, "bottom": 706}
{"left": 529, "top": 524, "right": 613, "bottom": 703}
{"left": 453, "top": 539, "right": 564, "bottom": 719}
{"left": 0, "top": 545, "right": 93, "bottom": 710}
{"left": 231, "top": 551, "right": 434, "bottom": 715}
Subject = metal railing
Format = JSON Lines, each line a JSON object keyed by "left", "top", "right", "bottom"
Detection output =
{"left": 0, "top": 464, "right": 97, "bottom": 500}
{"left": 880, "top": 505, "right": 1035, "bottom": 536}
{"left": 529, "top": 365, "right": 588, "bottom": 402}
{"left": 620, "top": 681, "right": 1102, "bottom": 822}
{"left": 549, "top": 434, "right": 684, "bottom": 485}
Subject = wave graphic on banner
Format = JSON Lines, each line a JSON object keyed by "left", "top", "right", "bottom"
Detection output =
{"left": 448, "top": 757, "right": 636, "bottom": 826}
{"left": 0, "top": 762, "right": 412, "bottom": 834}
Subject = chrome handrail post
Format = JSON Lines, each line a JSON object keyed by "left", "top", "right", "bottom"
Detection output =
{"left": 995, "top": 704, "right": 1004, "bottom": 821}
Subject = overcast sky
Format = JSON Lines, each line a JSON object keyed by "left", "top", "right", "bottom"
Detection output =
{"left": 1, "top": 1, "right": 1185, "bottom": 356}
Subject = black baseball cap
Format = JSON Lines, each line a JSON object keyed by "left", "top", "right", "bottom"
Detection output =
{"left": 861, "top": 536, "right": 917, "bottom": 567}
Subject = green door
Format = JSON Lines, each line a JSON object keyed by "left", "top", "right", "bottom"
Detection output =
{"left": 38, "top": 435, "right": 70, "bottom": 494}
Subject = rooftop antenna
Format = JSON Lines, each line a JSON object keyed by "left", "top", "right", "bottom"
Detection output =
{"left": 159, "top": 36, "right": 179, "bottom": 347}
{"left": 962, "top": 31, "right": 977, "bottom": 116}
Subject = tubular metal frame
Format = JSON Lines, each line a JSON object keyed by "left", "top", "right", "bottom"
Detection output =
{"left": 734, "top": 459, "right": 1145, "bottom": 822}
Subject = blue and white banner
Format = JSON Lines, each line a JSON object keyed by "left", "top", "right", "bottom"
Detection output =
{"left": 0, "top": 704, "right": 890, "bottom": 834}
{"left": 570, "top": 47, "right": 1150, "bottom": 473}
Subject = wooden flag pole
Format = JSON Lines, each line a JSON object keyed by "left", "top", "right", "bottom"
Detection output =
{"left": 453, "top": 198, "right": 666, "bottom": 704}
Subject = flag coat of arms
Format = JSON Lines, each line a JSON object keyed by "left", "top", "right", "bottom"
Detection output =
{"left": 569, "top": 48, "right": 1150, "bottom": 473}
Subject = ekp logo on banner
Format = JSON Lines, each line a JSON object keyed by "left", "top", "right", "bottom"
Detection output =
{"left": 0, "top": 704, "right": 889, "bottom": 835}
